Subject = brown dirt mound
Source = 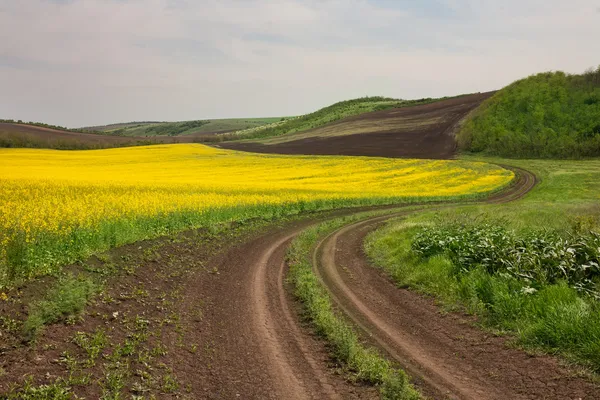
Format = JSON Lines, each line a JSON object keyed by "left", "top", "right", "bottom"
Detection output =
{"left": 219, "top": 92, "right": 494, "bottom": 159}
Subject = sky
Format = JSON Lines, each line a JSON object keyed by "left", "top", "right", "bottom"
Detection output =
{"left": 1, "top": 0, "right": 599, "bottom": 128}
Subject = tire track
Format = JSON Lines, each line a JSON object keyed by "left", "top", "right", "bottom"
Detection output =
{"left": 204, "top": 220, "right": 378, "bottom": 399}
{"left": 310, "top": 168, "right": 600, "bottom": 399}
{"left": 201, "top": 166, "right": 541, "bottom": 398}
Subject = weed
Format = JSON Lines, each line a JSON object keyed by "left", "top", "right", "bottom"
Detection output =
{"left": 0, "top": 315, "right": 20, "bottom": 334}
{"left": 23, "top": 274, "right": 98, "bottom": 339}
{"left": 73, "top": 329, "right": 108, "bottom": 366}
{"left": 161, "top": 373, "right": 179, "bottom": 394}
{"left": 101, "top": 360, "right": 128, "bottom": 400}
{"left": 5, "top": 376, "right": 72, "bottom": 400}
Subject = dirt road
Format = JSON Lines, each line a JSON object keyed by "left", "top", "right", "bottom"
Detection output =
{"left": 190, "top": 167, "right": 598, "bottom": 399}
{"left": 314, "top": 214, "right": 599, "bottom": 399}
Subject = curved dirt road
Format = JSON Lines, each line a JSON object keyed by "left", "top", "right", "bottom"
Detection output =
{"left": 195, "top": 166, "right": 597, "bottom": 399}
{"left": 199, "top": 220, "right": 378, "bottom": 398}
{"left": 314, "top": 214, "right": 600, "bottom": 399}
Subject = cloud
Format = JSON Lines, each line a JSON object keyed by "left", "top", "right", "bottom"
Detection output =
{"left": 0, "top": 0, "right": 599, "bottom": 127}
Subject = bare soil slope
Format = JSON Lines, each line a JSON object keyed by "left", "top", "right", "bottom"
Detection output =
{"left": 220, "top": 92, "right": 494, "bottom": 159}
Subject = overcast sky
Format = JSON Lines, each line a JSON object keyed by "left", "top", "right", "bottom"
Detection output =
{"left": 1, "top": 0, "right": 599, "bottom": 127}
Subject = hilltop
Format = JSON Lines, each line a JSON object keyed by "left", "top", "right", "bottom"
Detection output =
{"left": 458, "top": 67, "right": 600, "bottom": 158}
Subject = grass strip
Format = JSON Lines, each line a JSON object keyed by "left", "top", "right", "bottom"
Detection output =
{"left": 286, "top": 209, "right": 420, "bottom": 399}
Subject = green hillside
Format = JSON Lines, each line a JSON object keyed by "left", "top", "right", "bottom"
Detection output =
{"left": 96, "top": 117, "right": 286, "bottom": 137}
{"left": 217, "top": 96, "right": 453, "bottom": 142}
{"left": 458, "top": 67, "right": 600, "bottom": 158}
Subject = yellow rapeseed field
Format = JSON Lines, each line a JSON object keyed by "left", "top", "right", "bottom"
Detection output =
{"left": 0, "top": 144, "right": 513, "bottom": 285}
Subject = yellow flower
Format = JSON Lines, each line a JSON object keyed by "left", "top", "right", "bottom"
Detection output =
{"left": 0, "top": 144, "right": 513, "bottom": 274}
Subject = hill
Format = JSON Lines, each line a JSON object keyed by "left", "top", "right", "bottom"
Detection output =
{"left": 219, "top": 92, "right": 492, "bottom": 159}
{"left": 458, "top": 67, "right": 600, "bottom": 158}
{"left": 0, "top": 123, "right": 203, "bottom": 150}
{"left": 89, "top": 117, "right": 286, "bottom": 137}
{"left": 216, "top": 96, "right": 457, "bottom": 142}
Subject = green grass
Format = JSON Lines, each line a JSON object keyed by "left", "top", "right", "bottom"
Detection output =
{"left": 98, "top": 117, "right": 286, "bottom": 137}
{"left": 287, "top": 210, "right": 420, "bottom": 399}
{"left": 216, "top": 96, "right": 459, "bottom": 142}
{"left": 365, "top": 156, "right": 600, "bottom": 372}
{"left": 458, "top": 68, "right": 600, "bottom": 158}
{"left": 453, "top": 156, "right": 600, "bottom": 229}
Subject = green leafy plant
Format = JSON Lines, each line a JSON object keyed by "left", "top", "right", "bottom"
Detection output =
{"left": 412, "top": 222, "right": 600, "bottom": 297}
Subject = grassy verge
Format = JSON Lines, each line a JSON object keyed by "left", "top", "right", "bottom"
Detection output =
{"left": 365, "top": 156, "right": 600, "bottom": 372}
{"left": 287, "top": 209, "right": 421, "bottom": 399}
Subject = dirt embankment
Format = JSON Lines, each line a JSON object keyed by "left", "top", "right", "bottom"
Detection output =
{"left": 220, "top": 92, "right": 494, "bottom": 159}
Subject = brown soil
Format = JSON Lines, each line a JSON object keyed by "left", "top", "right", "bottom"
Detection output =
{"left": 219, "top": 92, "right": 494, "bottom": 159}
{"left": 0, "top": 123, "right": 217, "bottom": 150}
{"left": 0, "top": 217, "right": 378, "bottom": 399}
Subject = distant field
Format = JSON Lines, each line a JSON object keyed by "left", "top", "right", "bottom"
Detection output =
{"left": 89, "top": 117, "right": 287, "bottom": 137}
{"left": 221, "top": 93, "right": 493, "bottom": 159}
{"left": 0, "top": 122, "right": 204, "bottom": 150}
{"left": 215, "top": 96, "right": 451, "bottom": 143}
